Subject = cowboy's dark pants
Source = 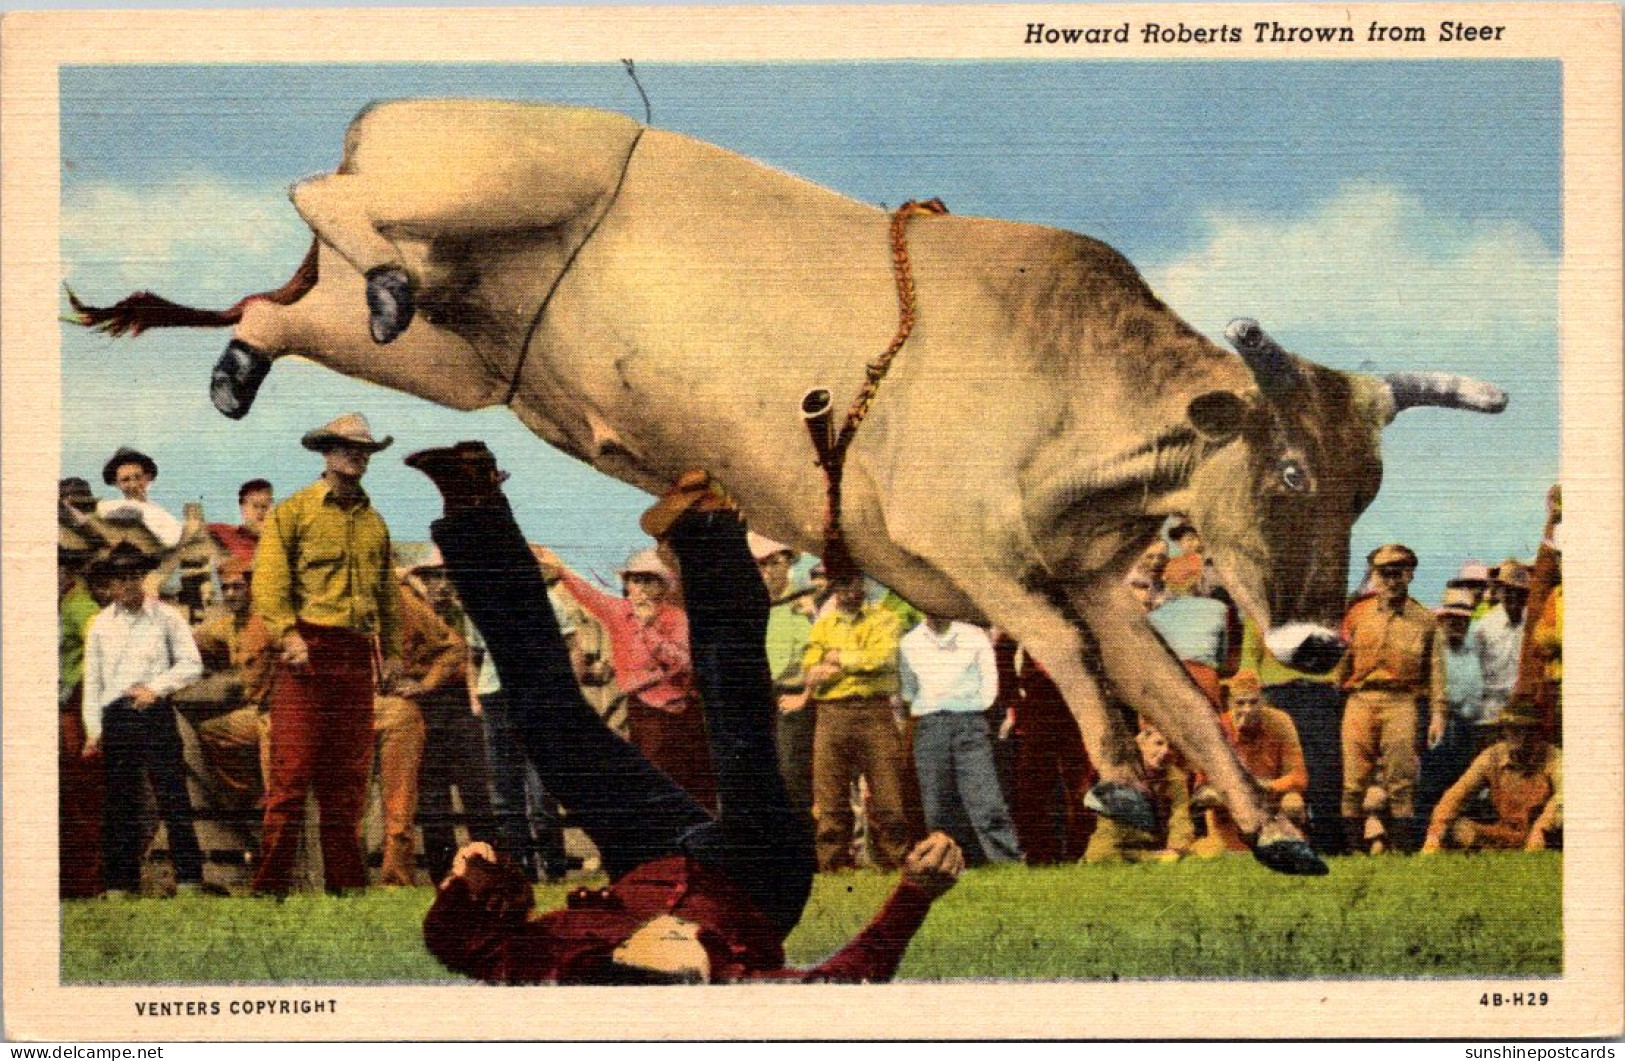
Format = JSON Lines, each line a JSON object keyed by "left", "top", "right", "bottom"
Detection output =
{"left": 432, "top": 499, "right": 814, "bottom": 935}
{"left": 101, "top": 697, "right": 204, "bottom": 892}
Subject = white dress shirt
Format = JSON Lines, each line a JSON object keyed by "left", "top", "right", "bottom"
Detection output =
{"left": 81, "top": 598, "right": 203, "bottom": 742}
{"left": 1468, "top": 605, "right": 1525, "bottom": 724}
{"left": 898, "top": 621, "right": 998, "bottom": 717}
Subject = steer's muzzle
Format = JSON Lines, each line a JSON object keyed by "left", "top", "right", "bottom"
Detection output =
{"left": 1263, "top": 623, "right": 1346, "bottom": 675}
{"left": 211, "top": 340, "right": 273, "bottom": 420}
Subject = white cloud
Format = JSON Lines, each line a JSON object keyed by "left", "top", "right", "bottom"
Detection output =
{"left": 62, "top": 177, "right": 308, "bottom": 305}
{"left": 1144, "top": 180, "right": 1557, "bottom": 376}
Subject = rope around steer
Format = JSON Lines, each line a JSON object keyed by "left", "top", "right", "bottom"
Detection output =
{"left": 813, "top": 197, "right": 949, "bottom": 579}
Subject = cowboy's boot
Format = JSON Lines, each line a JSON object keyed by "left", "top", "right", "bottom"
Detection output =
{"left": 404, "top": 441, "right": 509, "bottom": 513}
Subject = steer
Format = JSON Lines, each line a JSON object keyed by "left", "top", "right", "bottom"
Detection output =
{"left": 72, "top": 99, "right": 1508, "bottom": 875}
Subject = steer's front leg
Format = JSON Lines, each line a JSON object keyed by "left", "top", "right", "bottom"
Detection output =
{"left": 1068, "top": 577, "right": 1327, "bottom": 876}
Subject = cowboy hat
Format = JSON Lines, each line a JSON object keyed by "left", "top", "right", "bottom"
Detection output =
{"left": 747, "top": 532, "right": 796, "bottom": 562}
{"left": 1495, "top": 559, "right": 1532, "bottom": 592}
{"left": 59, "top": 477, "right": 99, "bottom": 514}
{"left": 90, "top": 540, "right": 161, "bottom": 579}
{"left": 619, "top": 548, "right": 674, "bottom": 584}
{"left": 101, "top": 447, "right": 157, "bottom": 486}
{"left": 1367, "top": 543, "right": 1418, "bottom": 569}
{"left": 300, "top": 413, "right": 393, "bottom": 453}
{"left": 1436, "top": 586, "right": 1477, "bottom": 618}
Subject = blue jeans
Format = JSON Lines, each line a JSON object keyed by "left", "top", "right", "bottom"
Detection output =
{"left": 432, "top": 499, "right": 813, "bottom": 936}
{"left": 912, "top": 711, "right": 1023, "bottom": 863}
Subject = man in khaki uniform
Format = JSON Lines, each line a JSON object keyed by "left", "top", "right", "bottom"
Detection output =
{"left": 1333, "top": 543, "right": 1447, "bottom": 852}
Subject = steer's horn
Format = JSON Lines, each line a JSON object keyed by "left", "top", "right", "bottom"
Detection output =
{"left": 1384, "top": 372, "right": 1509, "bottom": 415}
{"left": 1225, "top": 318, "right": 1301, "bottom": 400}
{"left": 802, "top": 388, "right": 838, "bottom": 469}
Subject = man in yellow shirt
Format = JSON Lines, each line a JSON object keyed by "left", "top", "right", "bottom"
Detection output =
{"left": 1332, "top": 543, "right": 1447, "bottom": 853}
{"left": 803, "top": 574, "right": 909, "bottom": 871}
{"left": 252, "top": 413, "right": 403, "bottom": 895}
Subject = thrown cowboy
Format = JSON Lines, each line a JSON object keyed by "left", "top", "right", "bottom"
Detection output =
{"left": 410, "top": 443, "right": 962, "bottom": 984}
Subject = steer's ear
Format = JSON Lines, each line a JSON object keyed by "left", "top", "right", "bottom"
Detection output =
{"left": 1186, "top": 391, "right": 1250, "bottom": 443}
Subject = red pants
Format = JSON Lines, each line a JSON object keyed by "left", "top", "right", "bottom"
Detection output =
{"left": 59, "top": 702, "right": 105, "bottom": 898}
{"left": 1010, "top": 690, "right": 1095, "bottom": 865}
{"left": 254, "top": 624, "right": 376, "bottom": 894}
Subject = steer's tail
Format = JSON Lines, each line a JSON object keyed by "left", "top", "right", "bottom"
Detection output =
{"left": 66, "top": 238, "right": 320, "bottom": 338}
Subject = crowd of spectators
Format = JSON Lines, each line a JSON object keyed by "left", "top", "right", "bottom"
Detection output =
{"left": 56, "top": 421, "right": 1564, "bottom": 898}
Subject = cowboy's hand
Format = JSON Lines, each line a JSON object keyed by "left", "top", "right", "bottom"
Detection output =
{"left": 448, "top": 842, "right": 499, "bottom": 884}
{"left": 81, "top": 737, "right": 100, "bottom": 760}
{"left": 806, "top": 661, "right": 840, "bottom": 686}
{"left": 281, "top": 631, "right": 310, "bottom": 670}
{"left": 903, "top": 831, "right": 964, "bottom": 899}
{"left": 531, "top": 546, "right": 563, "bottom": 583}
{"left": 127, "top": 684, "right": 159, "bottom": 709}
{"left": 1426, "top": 714, "right": 1446, "bottom": 750}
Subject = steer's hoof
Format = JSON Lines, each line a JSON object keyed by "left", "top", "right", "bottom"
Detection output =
{"left": 210, "top": 339, "right": 272, "bottom": 420}
{"left": 1253, "top": 839, "right": 1328, "bottom": 876}
{"left": 366, "top": 266, "right": 415, "bottom": 344}
{"left": 1083, "top": 781, "right": 1157, "bottom": 831}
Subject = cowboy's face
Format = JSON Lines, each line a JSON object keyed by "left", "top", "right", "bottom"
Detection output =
{"left": 755, "top": 550, "right": 794, "bottom": 596}
{"left": 109, "top": 572, "right": 145, "bottom": 610}
{"left": 1229, "top": 690, "right": 1263, "bottom": 732}
{"left": 324, "top": 443, "right": 372, "bottom": 481}
{"left": 220, "top": 574, "right": 251, "bottom": 617}
{"left": 1373, "top": 562, "right": 1414, "bottom": 603}
{"left": 832, "top": 577, "right": 866, "bottom": 614}
{"left": 1501, "top": 585, "right": 1529, "bottom": 618}
{"left": 1442, "top": 612, "right": 1471, "bottom": 648}
{"left": 239, "top": 489, "right": 273, "bottom": 533}
{"left": 623, "top": 572, "right": 666, "bottom": 609}
{"left": 113, "top": 462, "right": 152, "bottom": 502}
{"left": 1135, "top": 726, "right": 1172, "bottom": 772}
{"left": 1505, "top": 723, "right": 1546, "bottom": 767}
{"left": 418, "top": 570, "right": 460, "bottom": 613}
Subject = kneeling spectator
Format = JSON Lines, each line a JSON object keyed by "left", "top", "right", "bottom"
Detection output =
{"left": 1085, "top": 722, "right": 1193, "bottom": 864}
{"left": 1194, "top": 670, "right": 1308, "bottom": 856}
{"left": 1422, "top": 700, "right": 1561, "bottom": 853}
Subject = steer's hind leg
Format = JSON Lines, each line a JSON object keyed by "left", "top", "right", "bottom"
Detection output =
{"left": 290, "top": 174, "right": 420, "bottom": 343}
{"left": 291, "top": 167, "right": 609, "bottom": 345}
{"left": 1068, "top": 577, "right": 1327, "bottom": 876}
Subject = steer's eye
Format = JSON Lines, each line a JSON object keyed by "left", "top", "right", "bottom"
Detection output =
{"left": 1278, "top": 459, "right": 1309, "bottom": 493}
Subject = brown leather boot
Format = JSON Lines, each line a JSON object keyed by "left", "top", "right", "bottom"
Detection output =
{"left": 404, "top": 441, "right": 510, "bottom": 513}
{"left": 638, "top": 469, "right": 737, "bottom": 540}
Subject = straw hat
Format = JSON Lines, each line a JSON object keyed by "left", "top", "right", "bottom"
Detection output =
{"left": 300, "top": 413, "right": 393, "bottom": 453}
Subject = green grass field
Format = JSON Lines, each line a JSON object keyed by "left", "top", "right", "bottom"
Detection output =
{"left": 62, "top": 852, "right": 1560, "bottom": 983}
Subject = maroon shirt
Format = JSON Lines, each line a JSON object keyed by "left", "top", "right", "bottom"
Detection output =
{"left": 423, "top": 854, "right": 936, "bottom": 984}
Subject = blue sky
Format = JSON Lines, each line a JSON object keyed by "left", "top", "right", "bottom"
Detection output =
{"left": 60, "top": 60, "right": 1560, "bottom": 601}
